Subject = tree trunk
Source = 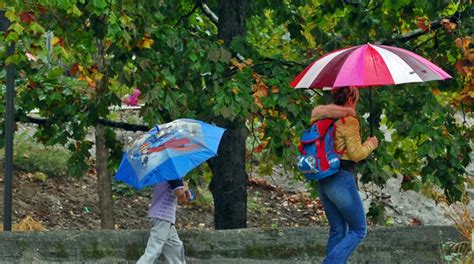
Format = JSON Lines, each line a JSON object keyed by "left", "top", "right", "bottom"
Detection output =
{"left": 95, "top": 124, "right": 115, "bottom": 229}
{"left": 209, "top": 124, "right": 248, "bottom": 229}
{"left": 207, "top": 0, "right": 249, "bottom": 230}
{"left": 95, "top": 38, "right": 114, "bottom": 229}
{"left": 217, "top": 0, "right": 247, "bottom": 44}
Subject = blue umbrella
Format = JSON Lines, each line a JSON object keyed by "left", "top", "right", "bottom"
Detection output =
{"left": 115, "top": 118, "right": 226, "bottom": 189}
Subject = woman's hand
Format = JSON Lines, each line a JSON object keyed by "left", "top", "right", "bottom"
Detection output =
{"left": 367, "top": 136, "right": 379, "bottom": 148}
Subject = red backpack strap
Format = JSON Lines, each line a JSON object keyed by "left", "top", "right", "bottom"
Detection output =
{"left": 298, "top": 142, "right": 306, "bottom": 155}
{"left": 315, "top": 119, "right": 333, "bottom": 171}
{"left": 333, "top": 118, "right": 345, "bottom": 155}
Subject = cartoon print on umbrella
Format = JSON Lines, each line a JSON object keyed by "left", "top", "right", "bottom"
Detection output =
{"left": 115, "top": 119, "right": 226, "bottom": 189}
{"left": 132, "top": 132, "right": 200, "bottom": 168}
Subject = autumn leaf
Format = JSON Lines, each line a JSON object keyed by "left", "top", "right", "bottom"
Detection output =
{"left": 271, "top": 86, "right": 280, "bottom": 93}
{"left": 19, "top": 12, "right": 35, "bottom": 24}
{"left": 454, "top": 60, "right": 467, "bottom": 76}
{"left": 415, "top": 16, "right": 430, "bottom": 32}
{"left": 36, "top": 5, "right": 48, "bottom": 14}
{"left": 254, "top": 141, "right": 269, "bottom": 153}
{"left": 232, "top": 87, "right": 240, "bottom": 94}
{"left": 27, "top": 80, "right": 38, "bottom": 90}
{"left": 268, "top": 109, "right": 278, "bottom": 117}
{"left": 252, "top": 72, "right": 269, "bottom": 108}
{"left": 454, "top": 37, "right": 466, "bottom": 49}
{"left": 231, "top": 58, "right": 246, "bottom": 71}
{"left": 78, "top": 75, "right": 97, "bottom": 89}
{"left": 253, "top": 145, "right": 263, "bottom": 153}
{"left": 86, "top": 77, "right": 97, "bottom": 88}
{"left": 462, "top": 37, "right": 472, "bottom": 49}
{"left": 137, "top": 35, "right": 154, "bottom": 49}
{"left": 70, "top": 64, "right": 79, "bottom": 76}
{"left": 408, "top": 217, "right": 422, "bottom": 226}
{"left": 464, "top": 49, "right": 474, "bottom": 63}
{"left": 440, "top": 125, "right": 449, "bottom": 137}
{"left": 51, "top": 36, "right": 64, "bottom": 46}
{"left": 441, "top": 19, "right": 456, "bottom": 33}
{"left": 431, "top": 88, "right": 441, "bottom": 96}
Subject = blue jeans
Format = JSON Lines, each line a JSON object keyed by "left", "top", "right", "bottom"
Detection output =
{"left": 317, "top": 169, "right": 367, "bottom": 264}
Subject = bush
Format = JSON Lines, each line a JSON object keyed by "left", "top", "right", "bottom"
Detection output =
{"left": 438, "top": 191, "right": 473, "bottom": 264}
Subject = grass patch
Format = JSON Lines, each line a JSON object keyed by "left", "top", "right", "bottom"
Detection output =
{"left": 112, "top": 180, "right": 152, "bottom": 198}
{"left": 248, "top": 191, "right": 266, "bottom": 213}
{"left": 0, "top": 132, "right": 70, "bottom": 177}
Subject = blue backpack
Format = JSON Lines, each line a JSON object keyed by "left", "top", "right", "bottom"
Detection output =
{"left": 297, "top": 118, "right": 341, "bottom": 180}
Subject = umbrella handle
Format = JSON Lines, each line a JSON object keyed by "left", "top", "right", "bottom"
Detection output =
{"left": 369, "top": 87, "right": 373, "bottom": 137}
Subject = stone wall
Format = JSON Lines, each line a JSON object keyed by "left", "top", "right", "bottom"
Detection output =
{"left": 0, "top": 226, "right": 463, "bottom": 263}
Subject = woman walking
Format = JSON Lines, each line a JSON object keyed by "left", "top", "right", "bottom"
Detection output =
{"left": 310, "top": 87, "right": 378, "bottom": 264}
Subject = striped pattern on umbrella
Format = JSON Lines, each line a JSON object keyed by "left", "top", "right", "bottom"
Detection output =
{"left": 290, "top": 43, "right": 452, "bottom": 89}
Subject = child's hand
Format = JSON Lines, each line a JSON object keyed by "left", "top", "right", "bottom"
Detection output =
{"left": 186, "top": 190, "right": 194, "bottom": 202}
{"left": 175, "top": 188, "right": 188, "bottom": 204}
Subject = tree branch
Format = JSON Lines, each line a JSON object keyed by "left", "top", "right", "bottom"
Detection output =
{"left": 412, "top": 33, "right": 438, "bottom": 51}
{"left": 382, "top": 11, "right": 462, "bottom": 45}
{"left": 18, "top": 116, "right": 150, "bottom": 132}
{"left": 200, "top": 2, "right": 218, "bottom": 26}
{"left": 272, "top": 11, "right": 466, "bottom": 68}
{"left": 97, "top": 118, "right": 149, "bottom": 132}
{"left": 259, "top": 57, "right": 306, "bottom": 67}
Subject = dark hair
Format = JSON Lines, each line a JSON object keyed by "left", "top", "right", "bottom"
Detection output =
{"left": 331, "top": 87, "right": 359, "bottom": 106}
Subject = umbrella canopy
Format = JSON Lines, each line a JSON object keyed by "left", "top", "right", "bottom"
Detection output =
{"left": 115, "top": 118, "right": 225, "bottom": 189}
{"left": 290, "top": 43, "right": 451, "bottom": 89}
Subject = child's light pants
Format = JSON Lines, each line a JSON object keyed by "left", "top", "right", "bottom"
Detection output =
{"left": 137, "top": 218, "right": 186, "bottom": 264}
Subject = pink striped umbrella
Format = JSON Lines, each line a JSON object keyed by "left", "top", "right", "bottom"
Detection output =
{"left": 290, "top": 43, "right": 451, "bottom": 88}
{"left": 291, "top": 43, "right": 452, "bottom": 135}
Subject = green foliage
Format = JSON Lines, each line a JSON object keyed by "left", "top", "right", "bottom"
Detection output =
{"left": 264, "top": 0, "right": 473, "bottom": 205}
{"left": 0, "top": 0, "right": 472, "bottom": 213}
{"left": 366, "top": 201, "right": 386, "bottom": 225}
{"left": 192, "top": 187, "right": 214, "bottom": 209}
{"left": 441, "top": 241, "right": 473, "bottom": 264}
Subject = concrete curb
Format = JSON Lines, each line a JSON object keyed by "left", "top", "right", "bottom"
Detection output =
{"left": 0, "top": 226, "right": 463, "bottom": 263}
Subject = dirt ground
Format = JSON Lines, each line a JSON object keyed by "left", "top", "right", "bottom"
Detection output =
{"left": 0, "top": 172, "right": 327, "bottom": 230}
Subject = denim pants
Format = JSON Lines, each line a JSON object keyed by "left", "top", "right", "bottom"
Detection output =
{"left": 317, "top": 169, "right": 367, "bottom": 264}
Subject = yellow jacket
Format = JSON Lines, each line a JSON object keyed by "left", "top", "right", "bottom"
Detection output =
{"left": 310, "top": 104, "right": 376, "bottom": 162}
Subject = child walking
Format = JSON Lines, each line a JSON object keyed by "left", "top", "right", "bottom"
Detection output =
{"left": 137, "top": 179, "right": 191, "bottom": 264}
